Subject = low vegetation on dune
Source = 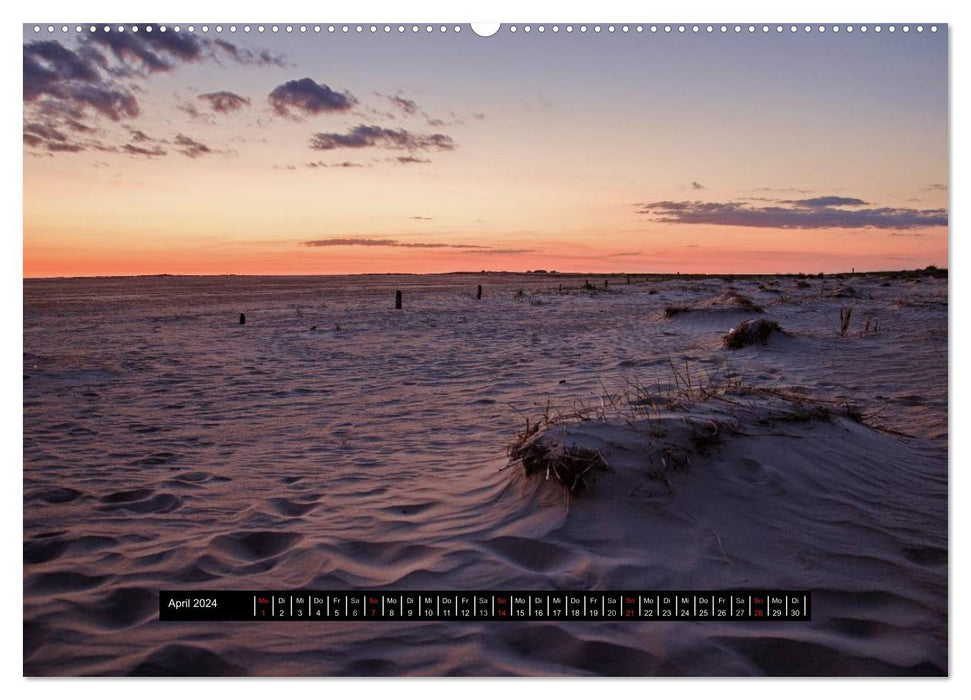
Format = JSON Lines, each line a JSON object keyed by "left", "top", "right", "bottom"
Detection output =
{"left": 723, "top": 319, "right": 784, "bottom": 349}
{"left": 507, "top": 367, "right": 879, "bottom": 501}
{"left": 664, "top": 291, "right": 764, "bottom": 318}
{"left": 829, "top": 285, "right": 863, "bottom": 299}
{"left": 509, "top": 422, "right": 611, "bottom": 496}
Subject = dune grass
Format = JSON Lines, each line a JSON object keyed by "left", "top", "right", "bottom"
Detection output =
{"left": 506, "top": 360, "right": 887, "bottom": 499}
{"left": 723, "top": 319, "right": 783, "bottom": 349}
{"left": 839, "top": 306, "right": 853, "bottom": 337}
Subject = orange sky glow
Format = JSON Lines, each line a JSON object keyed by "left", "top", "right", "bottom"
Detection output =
{"left": 23, "top": 26, "right": 948, "bottom": 277}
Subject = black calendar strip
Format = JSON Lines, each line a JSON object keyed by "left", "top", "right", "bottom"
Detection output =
{"left": 159, "top": 590, "right": 811, "bottom": 622}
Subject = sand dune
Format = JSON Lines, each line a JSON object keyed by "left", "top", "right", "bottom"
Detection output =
{"left": 23, "top": 271, "right": 947, "bottom": 675}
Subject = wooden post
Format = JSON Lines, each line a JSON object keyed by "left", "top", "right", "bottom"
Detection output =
{"left": 604, "top": 279, "right": 609, "bottom": 289}
{"left": 239, "top": 313, "right": 246, "bottom": 325}
{"left": 395, "top": 290, "right": 402, "bottom": 309}
{"left": 627, "top": 275, "right": 631, "bottom": 284}
{"left": 476, "top": 284, "right": 482, "bottom": 299}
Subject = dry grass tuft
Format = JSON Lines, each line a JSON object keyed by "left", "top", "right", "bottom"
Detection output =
{"left": 728, "top": 385, "right": 867, "bottom": 425}
{"left": 509, "top": 434, "right": 610, "bottom": 496}
{"left": 839, "top": 306, "right": 853, "bottom": 337}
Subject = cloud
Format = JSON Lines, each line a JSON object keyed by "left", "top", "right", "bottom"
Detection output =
{"left": 212, "top": 39, "right": 287, "bottom": 67}
{"left": 24, "top": 122, "right": 68, "bottom": 143}
{"left": 23, "top": 117, "right": 104, "bottom": 154}
{"left": 306, "top": 160, "right": 366, "bottom": 169}
{"left": 86, "top": 27, "right": 207, "bottom": 75}
{"left": 926, "top": 183, "right": 948, "bottom": 191}
{"left": 126, "top": 127, "right": 152, "bottom": 142}
{"left": 62, "top": 118, "right": 93, "bottom": 133}
{"left": 34, "top": 126, "right": 212, "bottom": 159}
{"left": 24, "top": 40, "right": 139, "bottom": 122}
{"left": 123, "top": 142, "right": 167, "bottom": 157}
{"left": 387, "top": 94, "right": 419, "bottom": 115}
{"left": 410, "top": 216, "right": 433, "bottom": 220}
{"left": 25, "top": 31, "right": 279, "bottom": 113}
{"left": 375, "top": 97, "right": 483, "bottom": 128}
{"left": 85, "top": 28, "right": 286, "bottom": 76}
{"left": 691, "top": 181, "right": 705, "bottom": 190}
{"left": 174, "top": 101, "right": 216, "bottom": 125}
{"left": 23, "top": 41, "right": 100, "bottom": 98}
{"left": 471, "top": 248, "right": 536, "bottom": 255}
{"left": 269, "top": 78, "right": 356, "bottom": 118}
{"left": 303, "top": 238, "right": 488, "bottom": 249}
{"left": 424, "top": 111, "right": 467, "bottom": 127}
{"left": 24, "top": 31, "right": 285, "bottom": 156}
{"left": 302, "top": 238, "right": 490, "bottom": 250}
{"left": 780, "top": 196, "right": 867, "bottom": 207}
{"left": 24, "top": 119, "right": 170, "bottom": 155}
{"left": 635, "top": 199, "right": 948, "bottom": 230}
{"left": 301, "top": 238, "right": 535, "bottom": 255}
{"left": 45, "top": 141, "right": 85, "bottom": 153}
{"left": 173, "top": 133, "right": 214, "bottom": 158}
{"left": 394, "top": 155, "right": 432, "bottom": 164}
{"left": 198, "top": 90, "right": 251, "bottom": 113}
{"left": 753, "top": 187, "right": 813, "bottom": 194}
{"left": 309, "top": 125, "right": 455, "bottom": 152}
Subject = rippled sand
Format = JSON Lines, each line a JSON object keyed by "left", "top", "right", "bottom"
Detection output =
{"left": 23, "top": 272, "right": 947, "bottom": 675}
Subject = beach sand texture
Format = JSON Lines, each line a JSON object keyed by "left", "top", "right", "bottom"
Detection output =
{"left": 23, "top": 272, "right": 947, "bottom": 676}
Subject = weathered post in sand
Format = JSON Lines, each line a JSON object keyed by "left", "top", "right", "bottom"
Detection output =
{"left": 239, "top": 313, "right": 246, "bottom": 325}
{"left": 604, "top": 280, "right": 609, "bottom": 289}
{"left": 627, "top": 275, "right": 631, "bottom": 284}
{"left": 395, "top": 290, "right": 403, "bottom": 309}
{"left": 477, "top": 284, "right": 482, "bottom": 299}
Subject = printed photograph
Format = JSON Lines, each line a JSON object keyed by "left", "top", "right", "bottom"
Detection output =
{"left": 23, "top": 22, "right": 948, "bottom": 676}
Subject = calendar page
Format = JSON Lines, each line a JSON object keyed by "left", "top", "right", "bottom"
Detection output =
{"left": 22, "top": 21, "right": 948, "bottom": 677}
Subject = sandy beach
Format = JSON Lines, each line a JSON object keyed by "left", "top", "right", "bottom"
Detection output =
{"left": 22, "top": 271, "right": 946, "bottom": 675}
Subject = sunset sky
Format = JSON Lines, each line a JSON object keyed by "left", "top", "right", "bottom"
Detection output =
{"left": 23, "top": 24, "right": 948, "bottom": 277}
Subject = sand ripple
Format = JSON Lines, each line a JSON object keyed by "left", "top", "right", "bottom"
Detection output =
{"left": 24, "top": 273, "right": 947, "bottom": 675}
